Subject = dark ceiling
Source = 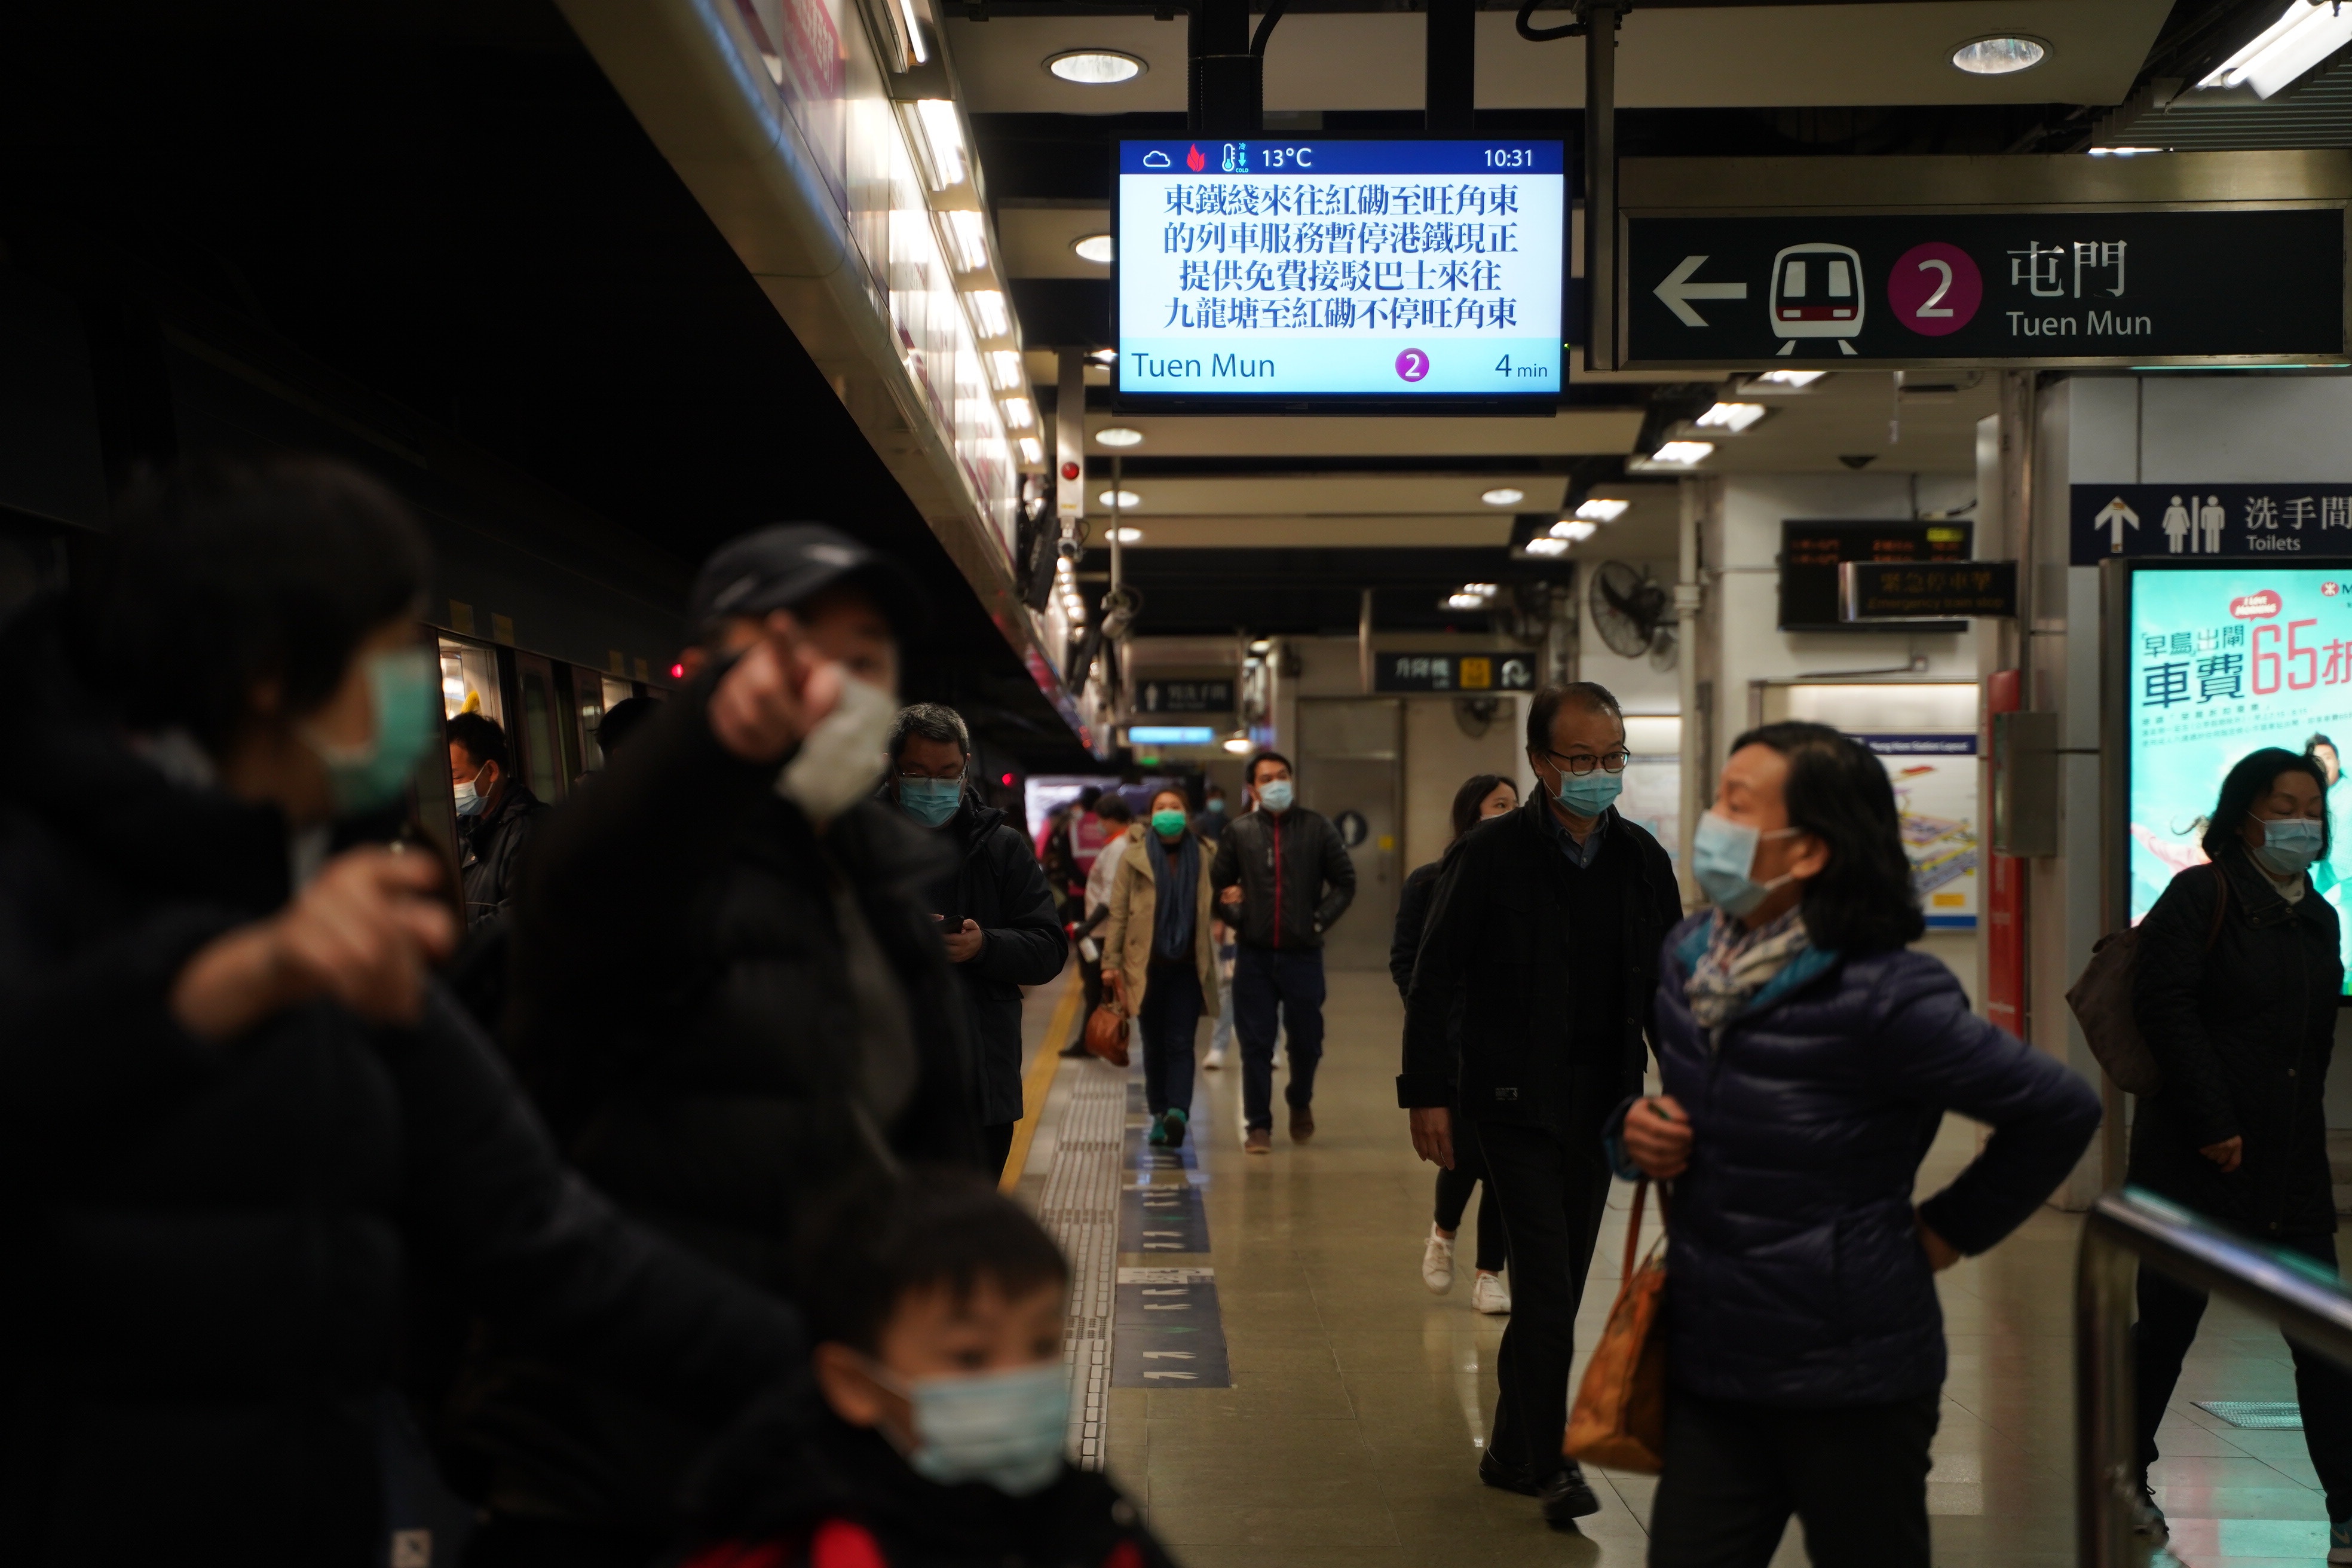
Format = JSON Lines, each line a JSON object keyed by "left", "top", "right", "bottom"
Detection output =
{"left": 0, "top": 2, "right": 1093, "bottom": 765}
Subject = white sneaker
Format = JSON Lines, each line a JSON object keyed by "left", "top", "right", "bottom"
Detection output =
{"left": 1204, "top": 1047, "right": 1225, "bottom": 1071}
{"left": 1472, "top": 1271, "right": 1512, "bottom": 1315}
{"left": 1422, "top": 1227, "right": 1456, "bottom": 1294}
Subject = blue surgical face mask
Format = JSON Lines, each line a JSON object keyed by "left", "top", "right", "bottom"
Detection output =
{"left": 869, "top": 1359, "right": 1070, "bottom": 1496}
{"left": 1257, "top": 780, "right": 1293, "bottom": 814}
{"left": 1206, "top": 797, "right": 1226, "bottom": 814}
{"left": 1692, "top": 810, "right": 1801, "bottom": 918}
{"left": 305, "top": 647, "right": 438, "bottom": 819}
{"left": 1548, "top": 764, "right": 1622, "bottom": 820}
{"left": 452, "top": 763, "right": 491, "bottom": 819}
{"left": 2254, "top": 816, "right": 2325, "bottom": 880}
{"left": 899, "top": 776, "right": 963, "bottom": 828}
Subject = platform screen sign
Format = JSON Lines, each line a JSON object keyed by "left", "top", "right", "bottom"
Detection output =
{"left": 1114, "top": 139, "right": 1566, "bottom": 406}
{"left": 2124, "top": 562, "right": 2352, "bottom": 992}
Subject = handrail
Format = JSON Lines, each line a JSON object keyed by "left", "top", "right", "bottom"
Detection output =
{"left": 2077, "top": 1187, "right": 2352, "bottom": 1567}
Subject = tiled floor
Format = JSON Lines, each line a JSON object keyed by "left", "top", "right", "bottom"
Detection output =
{"left": 1018, "top": 966, "right": 2347, "bottom": 1568}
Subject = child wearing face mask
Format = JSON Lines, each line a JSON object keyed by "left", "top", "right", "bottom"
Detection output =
{"left": 682, "top": 1169, "right": 1174, "bottom": 1568}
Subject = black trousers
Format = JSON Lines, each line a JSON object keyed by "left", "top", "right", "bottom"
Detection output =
{"left": 983, "top": 1119, "right": 1017, "bottom": 1178}
{"left": 2136, "top": 1230, "right": 2352, "bottom": 1520}
{"left": 1647, "top": 1389, "right": 1940, "bottom": 1568}
{"left": 1434, "top": 1114, "right": 1508, "bottom": 1273}
{"left": 1474, "top": 1116, "right": 1611, "bottom": 1478}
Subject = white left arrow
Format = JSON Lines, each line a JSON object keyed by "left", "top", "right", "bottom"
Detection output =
{"left": 1654, "top": 255, "right": 1748, "bottom": 327}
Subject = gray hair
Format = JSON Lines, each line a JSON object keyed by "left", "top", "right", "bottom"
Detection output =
{"left": 889, "top": 702, "right": 970, "bottom": 762}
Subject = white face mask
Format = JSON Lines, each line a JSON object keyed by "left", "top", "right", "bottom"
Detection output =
{"left": 776, "top": 674, "right": 897, "bottom": 824}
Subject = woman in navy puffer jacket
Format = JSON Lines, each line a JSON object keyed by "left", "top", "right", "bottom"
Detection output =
{"left": 1616, "top": 722, "right": 2100, "bottom": 1568}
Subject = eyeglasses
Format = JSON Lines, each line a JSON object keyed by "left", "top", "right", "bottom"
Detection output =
{"left": 1537, "top": 748, "right": 1631, "bottom": 776}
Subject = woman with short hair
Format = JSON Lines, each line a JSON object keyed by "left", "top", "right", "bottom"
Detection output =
{"left": 1618, "top": 721, "right": 2099, "bottom": 1568}
{"left": 2130, "top": 745, "right": 2352, "bottom": 1548}
{"left": 0, "top": 460, "right": 799, "bottom": 1567}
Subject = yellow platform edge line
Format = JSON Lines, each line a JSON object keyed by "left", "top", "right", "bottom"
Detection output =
{"left": 1002, "top": 974, "right": 1085, "bottom": 1190}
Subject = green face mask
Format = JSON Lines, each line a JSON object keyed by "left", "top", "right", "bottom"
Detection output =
{"left": 305, "top": 647, "right": 439, "bottom": 817}
{"left": 1152, "top": 808, "right": 1187, "bottom": 838}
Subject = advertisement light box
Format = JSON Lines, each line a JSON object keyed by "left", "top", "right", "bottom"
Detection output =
{"left": 2123, "top": 561, "right": 2352, "bottom": 994}
{"left": 1115, "top": 139, "right": 1566, "bottom": 408}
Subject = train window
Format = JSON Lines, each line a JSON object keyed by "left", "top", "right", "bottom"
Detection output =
{"left": 437, "top": 637, "right": 505, "bottom": 726}
{"left": 1783, "top": 259, "right": 1806, "bottom": 298}
{"left": 601, "top": 675, "right": 635, "bottom": 713}
{"left": 515, "top": 656, "right": 564, "bottom": 803}
{"left": 1827, "top": 259, "right": 1851, "bottom": 298}
{"left": 575, "top": 666, "right": 607, "bottom": 771}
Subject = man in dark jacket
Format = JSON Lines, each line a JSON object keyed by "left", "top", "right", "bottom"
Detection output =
{"left": 448, "top": 710, "right": 549, "bottom": 931}
{"left": 470, "top": 526, "right": 986, "bottom": 1563}
{"left": 1399, "top": 682, "right": 1683, "bottom": 1526}
{"left": 1211, "top": 751, "right": 1355, "bottom": 1152}
{"left": 889, "top": 702, "right": 1068, "bottom": 1175}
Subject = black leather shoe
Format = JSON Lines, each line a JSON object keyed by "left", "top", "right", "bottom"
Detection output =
{"left": 1539, "top": 1462, "right": 1602, "bottom": 1527}
{"left": 1477, "top": 1450, "right": 1540, "bottom": 1497}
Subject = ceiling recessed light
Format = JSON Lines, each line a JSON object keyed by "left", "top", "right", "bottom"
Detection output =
{"left": 1445, "top": 593, "right": 1488, "bottom": 611}
{"left": 1557, "top": 520, "right": 1599, "bottom": 542}
{"left": 1223, "top": 733, "right": 1254, "bottom": 754}
{"left": 1523, "top": 536, "right": 1570, "bottom": 556}
{"left": 1695, "top": 402, "right": 1768, "bottom": 433}
{"left": 1248, "top": 639, "right": 1273, "bottom": 654}
{"left": 1072, "top": 234, "right": 1114, "bottom": 265}
{"left": 986, "top": 349, "right": 1024, "bottom": 391}
{"left": 1481, "top": 487, "right": 1527, "bottom": 507}
{"left": 1000, "top": 397, "right": 1034, "bottom": 429}
{"left": 1575, "top": 498, "right": 1631, "bottom": 523}
{"left": 1089, "top": 348, "right": 1117, "bottom": 365}
{"left": 1111, "top": 526, "right": 1143, "bottom": 543}
{"left": 1047, "top": 50, "right": 1147, "bottom": 85}
{"left": 1755, "top": 369, "right": 1826, "bottom": 388}
{"left": 1650, "top": 441, "right": 1715, "bottom": 466}
{"left": 1950, "top": 35, "right": 2047, "bottom": 74}
{"left": 1017, "top": 436, "right": 1043, "bottom": 464}
{"left": 1100, "top": 489, "right": 1142, "bottom": 510}
{"left": 1095, "top": 426, "right": 1144, "bottom": 448}
{"left": 2088, "top": 146, "right": 2168, "bottom": 157}
{"left": 964, "top": 289, "right": 1010, "bottom": 338}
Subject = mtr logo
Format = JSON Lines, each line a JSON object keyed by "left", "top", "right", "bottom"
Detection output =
{"left": 2231, "top": 590, "right": 2282, "bottom": 620}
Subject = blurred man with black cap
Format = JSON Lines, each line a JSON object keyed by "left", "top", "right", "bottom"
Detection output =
{"left": 461, "top": 525, "right": 985, "bottom": 1567}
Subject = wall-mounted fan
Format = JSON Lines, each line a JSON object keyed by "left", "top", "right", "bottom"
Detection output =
{"left": 1588, "top": 561, "right": 1677, "bottom": 673}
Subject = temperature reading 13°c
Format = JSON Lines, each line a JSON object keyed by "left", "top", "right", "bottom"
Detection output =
{"left": 1484, "top": 146, "right": 1539, "bottom": 168}
{"left": 1257, "top": 145, "right": 1315, "bottom": 169}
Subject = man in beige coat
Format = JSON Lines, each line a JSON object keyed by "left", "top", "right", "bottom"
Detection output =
{"left": 1101, "top": 786, "right": 1222, "bottom": 1147}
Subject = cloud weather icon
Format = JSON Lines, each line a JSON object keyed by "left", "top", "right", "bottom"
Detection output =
{"left": 1142, "top": 149, "right": 1171, "bottom": 169}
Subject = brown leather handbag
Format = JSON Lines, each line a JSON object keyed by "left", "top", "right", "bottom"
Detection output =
{"left": 1566, "top": 1179, "right": 1670, "bottom": 1474}
{"left": 1084, "top": 972, "right": 1131, "bottom": 1067}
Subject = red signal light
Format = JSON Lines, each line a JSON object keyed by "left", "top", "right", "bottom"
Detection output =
{"left": 1002, "top": 771, "right": 1015, "bottom": 786}
{"left": 669, "top": 663, "right": 684, "bottom": 679}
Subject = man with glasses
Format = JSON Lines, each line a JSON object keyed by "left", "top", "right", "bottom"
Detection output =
{"left": 892, "top": 702, "right": 1068, "bottom": 1176}
{"left": 1396, "top": 682, "right": 1684, "bottom": 1528}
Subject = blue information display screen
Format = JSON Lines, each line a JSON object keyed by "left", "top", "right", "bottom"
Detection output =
{"left": 1114, "top": 139, "right": 1567, "bottom": 402}
{"left": 2126, "top": 562, "right": 2352, "bottom": 993}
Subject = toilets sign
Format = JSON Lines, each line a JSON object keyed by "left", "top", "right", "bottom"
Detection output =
{"left": 1621, "top": 207, "right": 2344, "bottom": 368}
{"left": 2070, "top": 485, "right": 2352, "bottom": 565}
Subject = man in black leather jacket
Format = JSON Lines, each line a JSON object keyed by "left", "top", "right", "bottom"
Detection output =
{"left": 887, "top": 703, "right": 1067, "bottom": 1175}
{"left": 468, "top": 526, "right": 985, "bottom": 1564}
{"left": 447, "top": 711, "right": 549, "bottom": 932}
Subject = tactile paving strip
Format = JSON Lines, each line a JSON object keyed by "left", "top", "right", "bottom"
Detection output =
{"left": 2194, "top": 1400, "right": 2304, "bottom": 1429}
{"left": 1039, "top": 1059, "right": 1126, "bottom": 1470}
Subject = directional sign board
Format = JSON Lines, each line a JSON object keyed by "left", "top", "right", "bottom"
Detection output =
{"left": 1622, "top": 208, "right": 2346, "bottom": 368}
{"left": 1840, "top": 560, "right": 2019, "bottom": 621}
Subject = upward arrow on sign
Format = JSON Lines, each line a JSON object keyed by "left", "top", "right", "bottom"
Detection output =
{"left": 1654, "top": 255, "right": 1748, "bottom": 327}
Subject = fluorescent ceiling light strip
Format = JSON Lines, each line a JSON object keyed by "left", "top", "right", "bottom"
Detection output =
{"left": 2200, "top": 0, "right": 2352, "bottom": 96}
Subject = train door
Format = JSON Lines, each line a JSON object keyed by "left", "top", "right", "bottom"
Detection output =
{"left": 437, "top": 635, "right": 505, "bottom": 726}
{"left": 510, "top": 650, "right": 566, "bottom": 803}
{"left": 572, "top": 664, "right": 608, "bottom": 771}
{"left": 1296, "top": 698, "right": 1401, "bottom": 972}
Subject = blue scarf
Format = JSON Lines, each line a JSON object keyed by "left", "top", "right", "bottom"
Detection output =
{"left": 1147, "top": 828, "right": 1199, "bottom": 963}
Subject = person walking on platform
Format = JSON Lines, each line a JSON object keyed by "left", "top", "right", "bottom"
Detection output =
{"left": 1102, "top": 787, "right": 1220, "bottom": 1148}
{"left": 1193, "top": 780, "right": 1229, "bottom": 840}
{"left": 447, "top": 710, "right": 549, "bottom": 931}
{"left": 889, "top": 703, "right": 1067, "bottom": 1175}
{"left": 2127, "top": 746, "right": 2352, "bottom": 1549}
{"left": 0, "top": 461, "right": 806, "bottom": 1568}
{"left": 1212, "top": 751, "right": 1355, "bottom": 1153}
{"left": 1399, "top": 684, "right": 1681, "bottom": 1524}
{"left": 1059, "top": 792, "right": 1134, "bottom": 1057}
{"left": 1392, "top": 771, "right": 1518, "bottom": 1313}
{"left": 476, "top": 525, "right": 985, "bottom": 1565}
{"left": 1617, "top": 722, "right": 2099, "bottom": 1568}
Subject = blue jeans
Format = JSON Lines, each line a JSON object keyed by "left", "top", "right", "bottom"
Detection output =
{"left": 1140, "top": 958, "right": 1203, "bottom": 1119}
{"left": 1233, "top": 945, "right": 1325, "bottom": 1130}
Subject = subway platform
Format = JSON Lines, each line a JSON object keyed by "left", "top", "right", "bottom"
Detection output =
{"left": 1009, "top": 967, "right": 2338, "bottom": 1568}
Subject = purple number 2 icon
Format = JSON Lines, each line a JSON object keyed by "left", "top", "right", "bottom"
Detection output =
{"left": 1395, "top": 348, "right": 1429, "bottom": 382}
